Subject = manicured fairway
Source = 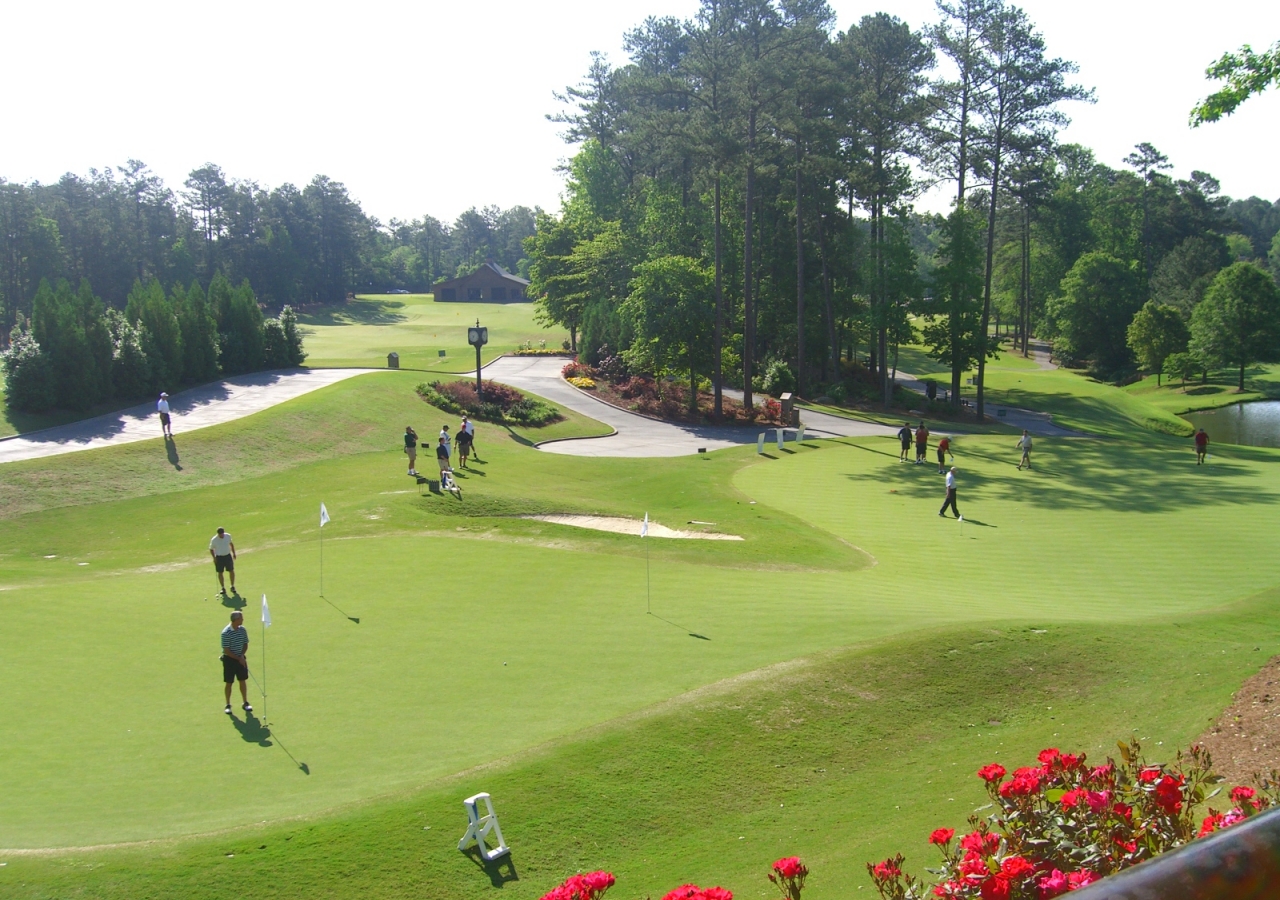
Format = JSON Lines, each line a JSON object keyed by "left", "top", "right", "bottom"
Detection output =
{"left": 298, "top": 294, "right": 568, "bottom": 372}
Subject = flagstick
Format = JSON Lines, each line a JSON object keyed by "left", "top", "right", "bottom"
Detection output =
{"left": 646, "top": 541, "right": 651, "bottom": 615}
{"left": 261, "top": 605, "right": 268, "bottom": 728}
{"left": 319, "top": 523, "right": 324, "bottom": 597}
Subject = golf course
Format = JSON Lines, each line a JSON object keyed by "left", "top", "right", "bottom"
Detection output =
{"left": 2, "top": 318, "right": 1279, "bottom": 898}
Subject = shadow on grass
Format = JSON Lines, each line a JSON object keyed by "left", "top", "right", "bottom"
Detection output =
{"left": 834, "top": 436, "right": 1279, "bottom": 514}
{"left": 165, "top": 436, "right": 182, "bottom": 470}
{"left": 220, "top": 590, "right": 246, "bottom": 611}
{"left": 461, "top": 847, "right": 519, "bottom": 887}
{"left": 230, "top": 712, "right": 273, "bottom": 747}
{"left": 648, "top": 611, "right": 711, "bottom": 641}
{"left": 298, "top": 298, "right": 407, "bottom": 327}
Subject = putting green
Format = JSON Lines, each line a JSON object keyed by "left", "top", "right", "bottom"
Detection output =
{"left": 5, "top": 359, "right": 1280, "bottom": 849}
{"left": 298, "top": 294, "right": 567, "bottom": 372}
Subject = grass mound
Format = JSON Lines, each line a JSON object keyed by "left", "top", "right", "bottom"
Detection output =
{"left": 417, "top": 379, "right": 562, "bottom": 426}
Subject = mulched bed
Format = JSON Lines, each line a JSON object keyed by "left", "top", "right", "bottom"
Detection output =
{"left": 1196, "top": 654, "right": 1280, "bottom": 787}
{"left": 581, "top": 373, "right": 786, "bottom": 427}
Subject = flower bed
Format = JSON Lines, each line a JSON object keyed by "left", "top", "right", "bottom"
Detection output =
{"left": 512, "top": 348, "right": 576, "bottom": 357}
{"left": 562, "top": 360, "right": 785, "bottom": 426}
{"left": 537, "top": 857, "right": 806, "bottom": 900}
{"left": 867, "top": 740, "right": 1275, "bottom": 899}
{"left": 416, "top": 379, "right": 562, "bottom": 426}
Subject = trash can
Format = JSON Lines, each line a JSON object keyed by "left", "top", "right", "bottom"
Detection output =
{"left": 387, "top": 352, "right": 400, "bottom": 369}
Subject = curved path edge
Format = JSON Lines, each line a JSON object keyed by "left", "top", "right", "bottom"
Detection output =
{"left": 0, "top": 368, "right": 380, "bottom": 466}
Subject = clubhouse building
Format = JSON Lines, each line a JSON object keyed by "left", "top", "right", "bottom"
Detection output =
{"left": 432, "top": 262, "right": 531, "bottom": 302}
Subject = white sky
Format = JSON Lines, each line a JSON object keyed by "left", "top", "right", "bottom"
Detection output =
{"left": 2, "top": 1, "right": 1277, "bottom": 224}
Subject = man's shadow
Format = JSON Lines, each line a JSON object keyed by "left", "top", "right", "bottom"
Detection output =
{"left": 461, "top": 847, "right": 519, "bottom": 887}
{"left": 229, "top": 710, "right": 273, "bottom": 747}
{"left": 165, "top": 436, "right": 182, "bottom": 470}
{"left": 220, "top": 590, "right": 246, "bottom": 610}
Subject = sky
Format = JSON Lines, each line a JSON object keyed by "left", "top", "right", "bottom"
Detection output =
{"left": 2, "top": 0, "right": 1277, "bottom": 224}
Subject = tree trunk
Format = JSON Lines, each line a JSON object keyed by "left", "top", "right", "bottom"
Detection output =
{"left": 570, "top": 325, "right": 578, "bottom": 354}
{"left": 817, "top": 212, "right": 837, "bottom": 382}
{"left": 794, "top": 142, "right": 805, "bottom": 397}
{"left": 1240, "top": 362, "right": 1245, "bottom": 390}
{"left": 713, "top": 171, "right": 723, "bottom": 422}
{"left": 976, "top": 124, "right": 1004, "bottom": 423}
{"left": 743, "top": 115, "right": 756, "bottom": 410}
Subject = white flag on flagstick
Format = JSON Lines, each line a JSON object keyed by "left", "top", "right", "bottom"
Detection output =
{"left": 641, "top": 512, "right": 648, "bottom": 538}
{"left": 262, "top": 594, "right": 272, "bottom": 627}
{"left": 320, "top": 502, "right": 330, "bottom": 527}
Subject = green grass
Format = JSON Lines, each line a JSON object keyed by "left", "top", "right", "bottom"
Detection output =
{"left": 299, "top": 294, "right": 568, "bottom": 373}
{"left": 1123, "top": 362, "right": 1280, "bottom": 415}
{"left": 4, "top": 349, "right": 1280, "bottom": 896}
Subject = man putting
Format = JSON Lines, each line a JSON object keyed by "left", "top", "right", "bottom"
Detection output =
{"left": 1195, "top": 428, "right": 1209, "bottom": 465}
{"left": 209, "top": 527, "right": 237, "bottom": 596}
{"left": 157, "top": 392, "right": 173, "bottom": 438}
{"left": 1016, "top": 430, "right": 1033, "bottom": 470}
{"left": 897, "top": 423, "right": 912, "bottom": 462}
{"left": 936, "top": 435, "right": 951, "bottom": 473}
{"left": 939, "top": 467, "right": 961, "bottom": 518}
{"left": 221, "top": 610, "right": 252, "bottom": 715}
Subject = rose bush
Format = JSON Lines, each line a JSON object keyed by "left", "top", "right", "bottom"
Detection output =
{"left": 867, "top": 740, "right": 1275, "bottom": 900}
{"left": 416, "top": 379, "right": 562, "bottom": 426}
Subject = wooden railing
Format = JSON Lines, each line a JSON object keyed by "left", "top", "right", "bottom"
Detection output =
{"left": 1072, "top": 805, "right": 1280, "bottom": 899}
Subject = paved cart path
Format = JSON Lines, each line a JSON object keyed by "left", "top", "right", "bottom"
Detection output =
{"left": 0, "top": 368, "right": 378, "bottom": 465}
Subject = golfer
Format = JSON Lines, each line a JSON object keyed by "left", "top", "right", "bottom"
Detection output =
{"left": 157, "top": 392, "right": 173, "bottom": 437}
{"left": 936, "top": 435, "right": 951, "bottom": 473}
{"left": 461, "top": 415, "right": 477, "bottom": 459}
{"left": 1016, "top": 430, "right": 1033, "bottom": 470}
{"left": 404, "top": 425, "right": 419, "bottom": 476}
{"left": 209, "top": 527, "right": 237, "bottom": 596}
{"left": 221, "top": 610, "right": 252, "bottom": 715}
{"left": 457, "top": 426, "right": 472, "bottom": 468}
{"left": 1195, "top": 428, "right": 1209, "bottom": 465}
{"left": 436, "top": 435, "right": 451, "bottom": 478}
{"left": 897, "top": 423, "right": 912, "bottom": 462}
{"left": 939, "top": 467, "right": 961, "bottom": 518}
{"left": 439, "top": 424, "right": 452, "bottom": 459}
{"left": 915, "top": 423, "right": 930, "bottom": 465}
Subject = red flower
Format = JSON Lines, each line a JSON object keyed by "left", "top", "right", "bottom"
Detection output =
{"left": 1230, "top": 786, "right": 1257, "bottom": 807}
{"left": 1153, "top": 774, "right": 1185, "bottom": 815}
{"left": 980, "top": 874, "right": 1011, "bottom": 900}
{"left": 772, "top": 856, "right": 807, "bottom": 879}
{"left": 959, "top": 850, "right": 992, "bottom": 879}
{"left": 873, "top": 859, "right": 902, "bottom": 880}
{"left": 700, "top": 889, "right": 733, "bottom": 900}
{"left": 1089, "top": 763, "right": 1114, "bottom": 784}
{"left": 1067, "top": 870, "right": 1098, "bottom": 889}
{"left": 662, "top": 886, "right": 702, "bottom": 900}
{"left": 1112, "top": 802, "right": 1133, "bottom": 823}
{"left": 1060, "top": 789, "right": 1085, "bottom": 809}
{"left": 1038, "top": 748, "right": 1061, "bottom": 766}
{"left": 1036, "top": 869, "right": 1069, "bottom": 900}
{"left": 999, "top": 769, "right": 1042, "bottom": 798}
{"left": 933, "top": 881, "right": 964, "bottom": 897}
{"left": 1000, "top": 856, "right": 1035, "bottom": 880}
{"left": 541, "top": 872, "right": 615, "bottom": 900}
{"left": 1138, "top": 767, "right": 1162, "bottom": 784}
{"left": 1060, "top": 753, "right": 1083, "bottom": 769}
{"left": 1113, "top": 838, "right": 1137, "bottom": 854}
{"left": 1199, "top": 812, "right": 1225, "bottom": 837}
{"left": 960, "top": 832, "right": 1000, "bottom": 856}
{"left": 930, "top": 828, "right": 956, "bottom": 846}
{"left": 1085, "top": 790, "right": 1112, "bottom": 813}
{"left": 979, "top": 764, "right": 1007, "bottom": 783}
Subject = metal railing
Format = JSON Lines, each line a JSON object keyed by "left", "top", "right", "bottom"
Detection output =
{"left": 1072, "top": 806, "right": 1280, "bottom": 899}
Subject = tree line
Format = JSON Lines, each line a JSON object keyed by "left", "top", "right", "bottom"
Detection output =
{"left": 2, "top": 274, "right": 306, "bottom": 413}
{"left": 525, "top": 0, "right": 1280, "bottom": 419}
{"left": 0, "top": 162, "right": 538, "bottom": 333}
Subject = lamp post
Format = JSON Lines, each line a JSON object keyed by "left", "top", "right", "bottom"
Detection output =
{"left": 467, "top": 319, "right": 488, "bottom": 400}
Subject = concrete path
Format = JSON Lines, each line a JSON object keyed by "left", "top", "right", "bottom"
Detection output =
{"left": 0, "top": 368, "right": 378, "bottom": 465}
{"left": 484, "top": 356, "right": 896, "bottom": 457}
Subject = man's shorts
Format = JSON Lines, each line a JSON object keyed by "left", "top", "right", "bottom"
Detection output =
{"left": 159, "top": 412, "right": 171, "bottom": 426}
{"left": 214, "top": 554, "right": 234, "bottom": 573}
{"left": 222, "top": 655, "right": 248, "bottom": 684}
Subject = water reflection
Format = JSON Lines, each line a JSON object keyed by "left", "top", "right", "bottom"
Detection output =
{"left": 1184, "top": 401, "right": 1280, "bottom": 448}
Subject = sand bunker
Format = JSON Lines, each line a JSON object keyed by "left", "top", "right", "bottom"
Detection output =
{"left": 522, "top": 515, "right": 743, "bottom": 540}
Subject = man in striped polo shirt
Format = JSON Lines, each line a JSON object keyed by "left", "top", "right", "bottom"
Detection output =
{"left": 221, "top": 611, "right": 253, "bottom": 715}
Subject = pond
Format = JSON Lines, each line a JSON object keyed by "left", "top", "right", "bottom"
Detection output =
{"left": 1183, "top": 401, "right": 1280, "bottom": 449}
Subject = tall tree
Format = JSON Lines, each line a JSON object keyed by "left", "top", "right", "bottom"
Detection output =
{"left": 1189, "top": 262, "right": 1280, "bottom": 389}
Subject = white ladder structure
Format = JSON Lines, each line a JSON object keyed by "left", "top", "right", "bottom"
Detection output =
{"left": 457, "top": 792, "right": 510, "bottom": 861}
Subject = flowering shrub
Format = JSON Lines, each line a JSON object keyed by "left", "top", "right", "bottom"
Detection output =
{"left": 538, "top": 871, "right": 615, "bottom": 900}
{"left": 416, "top": 379, "right": 562, "bottom": 426}
{"left": 562, "top": 361, "right": 595, "bottom": 379}
{"left": 662, "top": 885, "right": 733, "bottom": 900}
{"left": 867, "top": 740, "right": 1275, "bottom": 900}
{"left": 763, "top": 398, "right": 783, "bottom": 421}
{"left": 567, "top": 376, "right": 597, "bottom": 389}
{"left": 769, "top": 856, "right": 809, "bottom": 900}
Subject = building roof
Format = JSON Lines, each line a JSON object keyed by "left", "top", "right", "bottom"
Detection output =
{"left": 433, "top": 261, "right": 530, "bottom": 290}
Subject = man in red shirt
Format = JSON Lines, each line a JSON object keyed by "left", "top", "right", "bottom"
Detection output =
{"left": 936, "top": 436, "right": 951, "bottom": 473}
{"left": 1194, "top": 428, "right": 1209, "bottom": 465}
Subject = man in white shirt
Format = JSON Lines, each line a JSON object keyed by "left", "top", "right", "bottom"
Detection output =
{"left": 939, "top": 467, "right": 961, "bottom": 518}
{"left": 157, "top": 392, "right": 173, "bottom": 438}
{"left": 439, "top": 424, "right": 452, "bottom": 462}
{"left": 461, "top": 415, "right": 477, "bottom": 459}
{"left": 1016, "top": 430, "right": 1033, "bottom": 470}
{"left": 209, "top": 527, "right": 237, "bottom": 595}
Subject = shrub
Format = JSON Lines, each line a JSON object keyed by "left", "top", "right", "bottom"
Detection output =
{"left": 596, "top": 347, "right": 629, "bottom": 382}
{"left": 866, "top": 739, "right": 1275, "bottom": 900}
{"left": 618, "top": 375, "right": 657, "bottom": 400}
{"left": 562, "top": 360, "right": 595, "bottom": 379}
{"left": 1, "top": 318, "right": 57, "bottom": 412}
{"left": 761, "top": 359, "right": 796, "bottom": 396}
{"left": 513, "top": 348, "right": 575, "bottom": 357}
{"left": 416, "top": 379, "right": 562, "bottom": 426}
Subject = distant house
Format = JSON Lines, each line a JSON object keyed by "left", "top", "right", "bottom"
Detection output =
{"left": 432, "top": 262, "right": 531, "bottom": 302}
